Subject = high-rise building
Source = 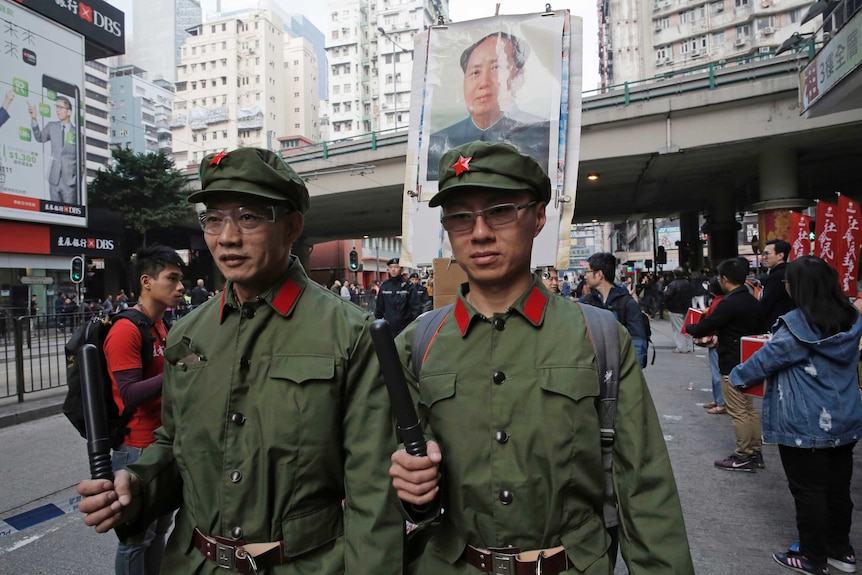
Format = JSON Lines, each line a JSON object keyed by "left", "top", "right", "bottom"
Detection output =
{"left": 109, "top": 66, "right": 176, "bottom": 157}
{"left": 598, "top": 0, "right": 816, "bottom": 88}
{"left": 170, "top": 9, "right": 288, "bottom": 169}
{"left": 122, "top": 0, "right": 203, "bottom": 83}
{"left": 284, "top": 36, "right": 321, "bottom": 143}
{"left": 326, "top": 0, "right": 448, "bottom": 138}
{"left": 84, "top": 60, "right": 112, "bottom": 180}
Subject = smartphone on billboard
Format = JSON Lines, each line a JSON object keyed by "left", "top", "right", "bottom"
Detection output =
{"left": 34, "top": 74, "right": 82, "bottom": 206}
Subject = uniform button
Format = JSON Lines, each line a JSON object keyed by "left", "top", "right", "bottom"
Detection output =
{"left": 493, "top": 371, "right": 506, "bottom": 385}
{"left": 493, "top": 318, "right": 506, "bottom": 331}
{"left": 495, "top": 430, "right": 509, "bottom": 443}
{"left": 230, "top": 412, "right": 246, "bottom": 425}
{"left": 230, "top": 470, "right": 242, "bottom": 483}
{"left": 499, "top": 490, "right": 513, "bottom": 505}
{"left": 243, "top": 307, "right": 255, "bottom": 319}
{"left": 230, "top": 526, "right": 243, "bottom": 539}
{"left": 240, "top": 357, "right": 250, "bottom": 369}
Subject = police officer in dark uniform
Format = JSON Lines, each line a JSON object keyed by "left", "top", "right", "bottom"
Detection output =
{"left": 409, "top": 272, "right": 432, "bottom": 313}
{"left": 375, "top": 258, "right": 422, "bottom": 336}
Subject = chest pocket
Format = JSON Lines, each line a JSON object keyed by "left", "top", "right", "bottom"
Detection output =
{"left": 418, "top": 373, "right": 457, "bottom": 408}
{"left": 270, "top": 355, "right": 335, "bottom": 384}
{"left": 269, "top": 355, "right": 339, "bottom": 446}
{"left": 540, "top": 367, "right": 600, "bottom": 401}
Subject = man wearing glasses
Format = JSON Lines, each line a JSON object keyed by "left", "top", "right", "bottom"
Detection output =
{"left": 29, "top": 97, "right": 78, "bottom": 204}
{"left": 389, "top": 142, "right": 693, "bottom": 574}
{"left": 76, "top": 148, "right": 404, "bottom": 574}
{"left": 760, "top": 238, "right": 795, "bottom": 331}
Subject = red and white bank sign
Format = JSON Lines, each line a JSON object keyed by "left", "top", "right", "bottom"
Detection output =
{"left": 788, "top": 212, "right": 811, "bottom": 262}
{"left": 815, "top": 201, "right": 839, "bottom": 269}
{"left": 837, "top": 195, "right": 862, "bottom": 297}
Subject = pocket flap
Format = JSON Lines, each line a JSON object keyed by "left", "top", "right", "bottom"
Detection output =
{"left": 282, "top": 502, "right": 344, "bottom": 558}
{"left": 270, "top": 355, "right": 335, "bottom": 384}
{"left": 540, "top": 367, "right": 600, "bottom": 401}
{"left": 418, "top": 373, "right": 457, "bottom": 407}
{"left": 560, "top": 514, "right": 610, "bottom": 571}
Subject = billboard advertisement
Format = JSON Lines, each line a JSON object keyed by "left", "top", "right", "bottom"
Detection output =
{"left": 401, "top": 10, "right": 582, "bottom": 270}
{"left": 0, "top": 0, "right": 87, "bottom": 227}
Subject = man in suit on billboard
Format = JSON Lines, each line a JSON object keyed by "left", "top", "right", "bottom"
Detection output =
{"left": 29, "top": 96, "right": 78, "bottom": 204}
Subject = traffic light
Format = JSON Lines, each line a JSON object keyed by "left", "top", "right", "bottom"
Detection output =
{"left": 70, "top": 256, "right": 85, "bottom": 284}
{"left": 656, "top": 246, "right": 667, "bottom": 265}
{"left": 348, "top": 249, "right": 359, "bottom": 272}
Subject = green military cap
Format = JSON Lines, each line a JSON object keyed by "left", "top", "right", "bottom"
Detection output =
{"left": 190, "top": 148, "right": 310, "bottom": 214}
{"left": 432, "top": 141, "right": 551, "bottom": 208}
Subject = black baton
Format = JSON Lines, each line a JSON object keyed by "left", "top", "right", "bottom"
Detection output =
{"left": 369, "top": 320, "right": 427, "bottom": 457}
{"left": 78, "top": 343, "right": 114, "bottom": 480}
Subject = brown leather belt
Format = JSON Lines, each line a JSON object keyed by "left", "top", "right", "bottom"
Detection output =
{"left": 462, "top": 545, "right": 573, "bottom": 575}
{"left": 193, "top": 527, "right": 287, "bottom": 573}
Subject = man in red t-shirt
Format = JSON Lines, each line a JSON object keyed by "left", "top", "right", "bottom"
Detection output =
{"left": 104, "top": 244, "right": 185, "bottom": 575}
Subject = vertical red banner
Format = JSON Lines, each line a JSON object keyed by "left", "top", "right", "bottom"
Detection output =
{"left": 815, "top": 201, "right": 839, "bottom": 269}
{"left": 838, "top": 195, "right": 862, "bottom": 296}
{"left": 788, "top": 212, "right": 811, "bottom": 261}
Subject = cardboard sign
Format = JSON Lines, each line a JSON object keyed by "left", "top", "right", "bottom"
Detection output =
{"left": 739, "top": 334, "right": 771, "bottom": 397}
{"left": 682, "top": 308, "right": 703, "bottom": 334}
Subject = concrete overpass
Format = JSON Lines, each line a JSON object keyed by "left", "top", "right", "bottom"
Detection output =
{"left": 274, "top": 54, "right": 862, "bottom": 245}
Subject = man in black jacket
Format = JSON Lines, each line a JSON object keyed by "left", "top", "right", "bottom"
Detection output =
{"left": 759, "top": 239, "right": 795, "bottom": 331}
{"left": 375, "top": 257, "right": 422, "bottom": 336}
{"left": 664, "top": 268, "right": 693, "bottom": 352}
{"left": 686, "top": 257, "right": 765, "bottom": 472}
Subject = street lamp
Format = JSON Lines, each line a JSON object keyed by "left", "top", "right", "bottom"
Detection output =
{"left": 377, "top": 27, "right": 409, "bottom": 131}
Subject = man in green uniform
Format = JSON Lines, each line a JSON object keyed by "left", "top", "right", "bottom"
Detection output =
{"left": 389, "top": 142, "right": 694, "bottom": 574}
{"left": 77, "top": 147, "right": 404, "bottom": 574}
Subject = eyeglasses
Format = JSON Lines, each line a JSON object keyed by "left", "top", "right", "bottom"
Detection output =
{"left": 761, "top": 251, "right": 774, "bottom": 256}
{"left": 440, "top": 201, "right": 537, "bottom": 233}
{"left": 198, "top": 205, "right": 289, "bottom": 235}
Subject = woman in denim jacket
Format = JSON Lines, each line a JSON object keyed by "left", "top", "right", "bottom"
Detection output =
{"left": 730, "top": 256, "right": 862, "bottom": 575}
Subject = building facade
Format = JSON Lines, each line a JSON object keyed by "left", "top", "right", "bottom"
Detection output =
{"left": 109, "top": 66, "right": 176, "bottom": 157}
{"left": 121, "top": 0, "right": 203, "bottom": 83}
{"left": 84, "top": 60, "right": 113, "bottom": 181}
{"left": 598, "top": 0, "right": 816, "bottom": 87}
{"left": 284, "top": 35, "right": 321, "bottom": 143}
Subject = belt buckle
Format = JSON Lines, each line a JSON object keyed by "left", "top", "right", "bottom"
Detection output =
{"left": 491, "top": 551, "right": 516, "bottom": 575}
{"left": 216, "top": 543, "right": 236, "bottom": 570}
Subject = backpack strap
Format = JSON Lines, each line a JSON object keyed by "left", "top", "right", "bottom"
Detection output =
{"left": 410, "top": 304, "right": 454, "bottom": 379}
{"left": 111, "top": 309, "right": 159, "bottom": 422}
{"left": 577, "top": 302, "right": 621, "bottom": 530}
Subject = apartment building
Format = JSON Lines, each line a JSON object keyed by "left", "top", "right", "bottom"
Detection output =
{"left": 84, "top": 60, "right": 113, "bottom": 181}
{"left": 171, "top": 9, "right": 286, "bottom": 170}
{"left": 109, "top": 66, "right": 176, "bottom": 157}
{"left": 598, "top": 0, "right": 817, "bottom": 87}
{"left": 326, "top": 0, "right": 448, "bottom": 138}
{"left": 284, "top": 35, "right": 321, "bottom": 144}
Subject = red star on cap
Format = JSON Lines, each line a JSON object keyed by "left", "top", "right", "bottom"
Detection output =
{"left": 451, "top": 155, "right": 472, "bottom": 176}
{"left": 210, "top": 150, "right": 228, "bottom": 166}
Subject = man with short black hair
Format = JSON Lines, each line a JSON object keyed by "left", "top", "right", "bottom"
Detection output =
{"left": 579, "top": 252, "right": 648, "bottom": 368}
{"left": 686, "top": 257, "right": 765, "bottom": 472}
{"left": 760, "top": 238, "right": 795, "bottom": 331}
{"left": 409, "top": 272, "right": 432, "bottom": 312}
{"left": 375, "top": 257, "right": 422, "bottom": 335}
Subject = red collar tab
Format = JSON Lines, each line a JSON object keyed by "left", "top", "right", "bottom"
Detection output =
{"left": 270, "top": 278, "right": 302, "bottom": 316}
{"left": 210, "top": 150, "right": 228, "bottom": 166}
{"left": 452, "top": 155, "right": 472, "bottom": 176}
{"left": 454, "top": 298, "right": 472, "bottom": 336}
{"left": 520, "top": 286, "right": 548, "bottom": 326}
{"left": 218, "top": 283, "right": 228, "bottom": 323}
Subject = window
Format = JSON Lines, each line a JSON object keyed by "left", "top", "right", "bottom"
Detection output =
{"left": 713, "top": 30, "right": 726, "bottom": 44}
{"left": 222, "top": 23, "right": 227, "bottom": 31}
{"left": 332, "top": 30, "right": 339, "bottom": 40}
{"left": 211, "top": 25, "right": 216, "bottom": 33}
{"left": 294, "top": 92, "right": 300, "bottom": 97}
{"left": 735, "top": 0, "right": 748, "bottom": 5}
{"left": 344, "top": 102, "right": 352, "bottom": 111}
{"left": 295, "top": 123, "right": 300, "bottom": 128}
{"left": 736, "top": 23, "right": 751, "bottom": 37}
{"left": 333, "top": 85, "right": 340, "bottom": 95}
{"left": 294, "top": 107, "right": 300, "bottom": 112}
{"left": 201, "top": 62, "right": 206, "bottom": 70}
{"left": 344, "top": 84, "right": 351, "bottom": 94}
{"left": 332, "top": 103, "right": 341, "bottom": 113}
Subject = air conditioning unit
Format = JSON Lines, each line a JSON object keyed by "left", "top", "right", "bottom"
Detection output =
{"left": 716, "top": 4, "right": 724, "bottom": 11}
{"left": 763, "top": 26, "right": 775, "bottom": 35}
{"left": 690, "top": 50, "right": 702, "bottom": 57}
{"left": 663, "top": 0, "right": 671, "bottom": 6}
{"left": 734, "top": 37, "right": 747, "bottom": 47}
{"left": 656, "top": 58, "right": 665, "bottom": 66}
{"left": 655, "top": 23, "right": 663, "bottom": 31}
{"left": 665, "top": 57, "right": 674, "bottom": 63}
{"left": 758, "top": 46, "right": 771, "bottom": 54}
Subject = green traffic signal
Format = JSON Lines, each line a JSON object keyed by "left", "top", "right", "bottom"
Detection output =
{"left": 70, "top": 256, "right": 85, "bottom": 283}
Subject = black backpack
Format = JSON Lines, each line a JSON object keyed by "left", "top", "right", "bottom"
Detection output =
{"left": 62, "top": 309, "right": 161, "bottom": 449}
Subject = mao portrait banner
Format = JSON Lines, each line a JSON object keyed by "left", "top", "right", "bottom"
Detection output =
{"left": 401, "top": 10, "right": 582, "bottom": 270}
{"left": 815, "top": 200, "right": 839, "bottom": 269}
{"left": 788, "top": 212, "right": 811, "bottom": 262}
{"left": 837, "top": 194, "right": 862, "bottom": 297}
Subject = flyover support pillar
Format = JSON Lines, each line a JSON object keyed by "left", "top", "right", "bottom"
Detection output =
{"left": 679, "top": 211, "right": 704, "bottom": 271}
{"left": 702, "top": 184, "right": 740, "bottom": 268}
{"left": 751, "top": 148, "right": 808, "bottom": 251}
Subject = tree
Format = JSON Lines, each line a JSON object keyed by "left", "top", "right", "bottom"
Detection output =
{"left": 88, "top": 148, "right": 193, "bottom": 247}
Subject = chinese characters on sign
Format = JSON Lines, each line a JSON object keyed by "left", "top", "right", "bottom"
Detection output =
{"left": 838, "top": 195, "right": 861, "bottom": 297}
{"left": 788, "top": 212, "right": 811, "bottom": 262}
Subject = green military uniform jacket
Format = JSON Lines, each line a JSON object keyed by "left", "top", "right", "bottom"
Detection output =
{"left": 396, "top": 278, "right": 694, "bottom": 574}
{"left": 123, "top": 260, "right": 404, "bottom": 574}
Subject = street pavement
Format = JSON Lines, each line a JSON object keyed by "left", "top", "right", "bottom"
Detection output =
{"left": 1, "top": 315, "right": 861, "bottom": 574}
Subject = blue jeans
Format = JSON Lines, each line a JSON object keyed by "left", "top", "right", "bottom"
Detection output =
{"left": 708, "top": 347, "right": 724, "bottom": 407}
{"left": 112, "top": 445, "right": 173, "bottom": 575}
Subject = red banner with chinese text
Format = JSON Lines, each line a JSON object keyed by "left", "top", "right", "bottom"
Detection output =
{"left": 815, "top": 201, "right": 839, "bottom": 270}
{"left": 788, "top": 212, "right": 811, "bottom": 261}
{"left": 837, "top": 195, "right": 862, "bottom": 296}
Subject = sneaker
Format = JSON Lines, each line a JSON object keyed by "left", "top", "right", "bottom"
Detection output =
{"left": 827, "top": 549, "right": 856, "bottom": 573}
{"left": 773, "top": 551, "right": 830, "bottom": 575}
{"left": 714, "top": 453, "right": 756, "bottom": 472}
{"left": 751, "top": 452, "right": 765, "bottom": 469}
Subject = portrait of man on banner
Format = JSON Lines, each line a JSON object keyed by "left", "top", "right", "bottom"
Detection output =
{"left": 419, "top": 16, "right": 563, "bottom": 185}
